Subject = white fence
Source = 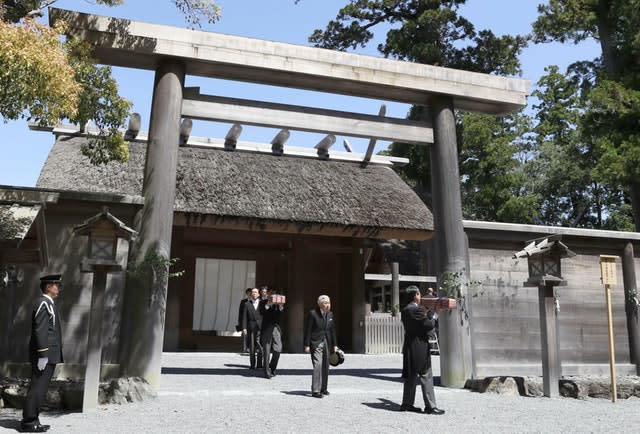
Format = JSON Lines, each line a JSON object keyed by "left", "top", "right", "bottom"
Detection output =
{"left": 364, "top": 313, "right": 404, "bottom": 354}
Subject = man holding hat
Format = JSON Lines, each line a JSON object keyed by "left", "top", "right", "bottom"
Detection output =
{"left": 304, "top": 294, "right": 337, "bottom": 398}
{"left": 400, "top": 285, "right": 445, "bottom": 415}
{"left": 21, "top": 274, "right": 64, "bottom": 433}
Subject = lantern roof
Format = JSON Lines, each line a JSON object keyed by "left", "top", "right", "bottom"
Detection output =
{"left": 73, "top": 206, "right": 137, "bottom": 240}
{"left": 513, "top": 234, "right": 576, "bottom": 259}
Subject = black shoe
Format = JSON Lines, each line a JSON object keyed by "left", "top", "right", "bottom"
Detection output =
{"left": 311, "top": 392, "right": 323, "bottom": 398}
{"left": 20, "top": 422, "right": 49, "bottom": 432}
{"left": 321, "top": 390, "right": 330, "bottom": 396}
{"left": 399, "top": 404, "right": 422, "bottom": 413}
{"left": 425, "top": 407, "right": 445, "bottom": 415}
{"left": 265, "top": 371, "right": 273, "bottom": 379}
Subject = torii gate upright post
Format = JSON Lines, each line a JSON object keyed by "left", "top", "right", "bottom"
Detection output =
{"left": 429, "top": 95, "right": 473, "bottom": 388}
{"left": 119, "top": 60, "right": 185, "bottom": 387}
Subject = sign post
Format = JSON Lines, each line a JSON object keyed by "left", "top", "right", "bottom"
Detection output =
{"left": 600, "top": 255, "right": 618, "bottom": 403}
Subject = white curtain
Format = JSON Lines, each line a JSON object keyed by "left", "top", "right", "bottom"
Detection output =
{"left": 193, "top": 258, "right": 256, "bottom": 331}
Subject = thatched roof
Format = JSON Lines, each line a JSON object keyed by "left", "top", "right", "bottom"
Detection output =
{"left": 37, "top": 136, "right": 433, "bottom": 236}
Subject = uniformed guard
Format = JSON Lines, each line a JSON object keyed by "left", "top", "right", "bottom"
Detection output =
{"left": 21, "top": 274, "right": 64, "bottom": 433}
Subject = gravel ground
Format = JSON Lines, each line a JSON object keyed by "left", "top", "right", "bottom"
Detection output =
{"left": 1, "top": 352, "right": 639, "bottom": 433}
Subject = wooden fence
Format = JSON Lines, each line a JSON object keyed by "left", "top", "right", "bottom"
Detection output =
{"left": 365, "top": 313, "right": 404, "bottom": 354}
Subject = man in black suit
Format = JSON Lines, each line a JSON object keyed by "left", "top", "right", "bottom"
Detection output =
{"left": 400, "top": 285, "right": 445, "bottom": 415}
{"left": 259, "top": 289, "right": 284, "bottom": 379}
{"left": 237, "top": 288, "right": 252, "bottom": 352}
{"left": 21, "top": 274, "right": 64, "bottom": 433}
{"left": 304, "top": 295, "right": 337, "bottom": 398}
{"left": 242, "top": 287, "right": 263, "bottom": 369}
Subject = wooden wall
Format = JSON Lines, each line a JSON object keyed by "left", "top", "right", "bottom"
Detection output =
{"left": 466, "top": 235, "right": 638, "bottom": 376}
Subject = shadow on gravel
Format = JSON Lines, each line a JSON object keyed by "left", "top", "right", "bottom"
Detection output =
{"left": 281, "top": 390, "right": 313, "bottom": 397}
{"left": 361, "top": 398, "right": 401, "bottom": 412}
{"left": 0, "top": 416, "right": 20, "bottom": 432}
{"left": 161, "top": 366, "right": 409, "bottom": 384}
{"left": 161, "top": 367, "right": 258, "bottom": 376}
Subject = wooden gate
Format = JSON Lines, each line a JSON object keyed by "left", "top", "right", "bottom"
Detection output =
{"left": 365, "top": 313, "right": 404, "bottom": 354}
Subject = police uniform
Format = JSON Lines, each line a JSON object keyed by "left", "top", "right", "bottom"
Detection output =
{"left": 21, "top": 274, "right": 64, "bottom": 433}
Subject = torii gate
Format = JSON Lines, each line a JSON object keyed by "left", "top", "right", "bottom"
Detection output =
{"left": 50, "top": 8, "right": 530, "bottom": 388}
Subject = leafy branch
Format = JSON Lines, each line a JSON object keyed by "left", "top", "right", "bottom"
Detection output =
{"left": 127, "top": 250, "right": 184, "bottom": 282}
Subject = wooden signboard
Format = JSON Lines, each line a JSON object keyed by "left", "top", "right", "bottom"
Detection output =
{"left": 600, "top": 255, "right": 618, "bottom": 286}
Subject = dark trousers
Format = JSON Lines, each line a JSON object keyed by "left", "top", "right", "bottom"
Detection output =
{"left": 401, "top": 364, "right": 437, "bottom": 410}
{"left": 262, "top": 327, "right": 282, "bottom": 376}
{"left": 247, "top": 327, "right": 263, "bottom": 369}
{"left": 22, "top": 363, "right": 55, "bottom": 423}
{"left": 310, "top": 340, "right": 329, "bottom": 393}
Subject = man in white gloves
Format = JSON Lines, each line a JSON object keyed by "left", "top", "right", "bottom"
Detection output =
{"left": 21, "top": 274, "right": 64, "bottom": 433}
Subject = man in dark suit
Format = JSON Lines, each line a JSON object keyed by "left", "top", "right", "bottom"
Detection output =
{"left": 259, "top": 289, "right": 284, "bottom": 379}
{"left": 242, "top": 287, "right": 263, "bottom": 369}
{"left": 237, "top": 288, "right": 252, "bottom": 353}
{"left": 304, "top": 295, "right": 337, "bottom": 398}
{"left": 21, "top": 274, "right": 64, "bottom": 433}
{"left": 400, "top": 285, "right": 445, "bottom": 415}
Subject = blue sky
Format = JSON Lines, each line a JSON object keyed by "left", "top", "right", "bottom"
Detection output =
{"left": 0, "top": 0, "right": 599, "bottom": 187}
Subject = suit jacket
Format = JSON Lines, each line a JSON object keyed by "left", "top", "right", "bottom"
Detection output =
{"left": 401, "top": 302, "right": 436, "bottom": 375}
{"left": 237, "top": 299, "right": 248, "bottom": 331}
{"left": 242, "top": 299, "right": 263, "bottom": 331}
{"left": 29, "top": 294, "right": 63, "bottom": 364}
{"left": 259, "top": 299, "right": 283, "bottom": 345}
{"left": 304, "top": 307, "right": 337, "bottom": 350}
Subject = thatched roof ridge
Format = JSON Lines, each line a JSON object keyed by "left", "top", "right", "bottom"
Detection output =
{"left": 36, "top": 136, "right": 433, "bottom": 233}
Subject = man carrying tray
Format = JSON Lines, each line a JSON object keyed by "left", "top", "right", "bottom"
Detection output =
{"left": 400, "top": 285, "right": 445, "bottom": 415}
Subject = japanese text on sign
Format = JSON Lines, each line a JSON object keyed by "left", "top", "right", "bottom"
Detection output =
{"left": 599, "top": 255, "right": 618, "bottom": 286}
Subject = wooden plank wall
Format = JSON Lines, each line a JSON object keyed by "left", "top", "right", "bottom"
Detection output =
{"left": 468, "top": 246, "right": 636, "bottom": 376}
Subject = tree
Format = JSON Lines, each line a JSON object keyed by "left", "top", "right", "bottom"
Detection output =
{"left": 532, "top": 0, "right": 640, "bottom": 230}
{"left": 459, "top": 111, "right": 538, "bottom": 223}
{"left": 0, "top": 0, "right": 220, "bottom": 164}
{"left": 310, "top": 0, "right": 530, "bottom": 221}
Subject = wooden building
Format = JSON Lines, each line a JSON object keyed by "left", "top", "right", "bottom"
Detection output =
{"left": 0, "top": 132, "right": 433, "bottom": 378}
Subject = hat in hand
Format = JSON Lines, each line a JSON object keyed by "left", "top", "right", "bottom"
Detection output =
{"left": 329, "top": 348, "right": 345, "bottom": 367}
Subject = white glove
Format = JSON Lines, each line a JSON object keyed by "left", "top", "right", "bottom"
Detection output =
{"left": 37, "top": 357, "right": 48, "bottom": 371}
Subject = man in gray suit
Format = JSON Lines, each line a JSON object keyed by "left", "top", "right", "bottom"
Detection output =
{"left": 304, "top": 295, "right": 337, "bottom": 398}
{"left": 21, "top": 274, "right": 64, "bottom": 432}
{"left": 400, "top": 285, "right": 445, "bottom": 415}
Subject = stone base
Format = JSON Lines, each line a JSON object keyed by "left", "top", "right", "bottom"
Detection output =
{"left": 465, "top": 375, "right": 640, "bottom": 399}
{"left": 0, "top": 377, "right": 157, "bottom": 410}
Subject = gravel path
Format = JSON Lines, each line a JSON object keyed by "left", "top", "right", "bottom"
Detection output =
{"left": 1, "top": 353, "right": 639, "bottom": 433}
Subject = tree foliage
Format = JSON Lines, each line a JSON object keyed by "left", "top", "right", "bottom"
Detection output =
{"left": 0, "top": 0, "right": 220, "bottom": 164}
{"left": 312, "top": 0, "right": 531, "bottom": 222}
{"left": 533, "top": 0, "right": 640, "bottom": 230}
{"left": 0, "top": 18, "right": 80, "bottom": 124}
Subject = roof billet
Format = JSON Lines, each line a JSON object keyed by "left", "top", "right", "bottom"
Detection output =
{"left": 29, "top": 123, "right": 409, "bottom": 166}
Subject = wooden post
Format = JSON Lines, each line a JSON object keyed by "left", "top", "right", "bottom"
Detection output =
{"left": 119, "top": 60, "right": 185, "bottom": 387}
{"left": 391, "top": 262, "right": 400, "bottom": 313}
{"left": 352, "top": 239, "right": 366, "bottom": 352}
{"left": 621, "top": 242, "right": 640, "bottom": 374}
{"left": 605, "top": 283, "right": 617, "bottom": 402}
{"left": 600, "top": 254, "right": 618, "bottom": 402}
{"left": 286, "top": 238, "right": 305, "bottom": 351}
{"left": 429, "top": 96, "right": 472, "bottom": 388}
{"left": 538, "top": 283, "right": 560, "bottom": 398}
{"left": 82, "top": 270, "right": 107, "bottom": 411}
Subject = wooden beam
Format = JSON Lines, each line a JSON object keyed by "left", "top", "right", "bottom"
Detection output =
{"left": 364, "top": 273, "right": 437, "bottom": 283}
{"left": 50, "top": 8, "right": 530, "bottom": 114}
{"left": 173, "top": 213, "right": 433, "bottom": 241}
{"left": 181, "top": 92, "right": 433, "bottom": 145}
